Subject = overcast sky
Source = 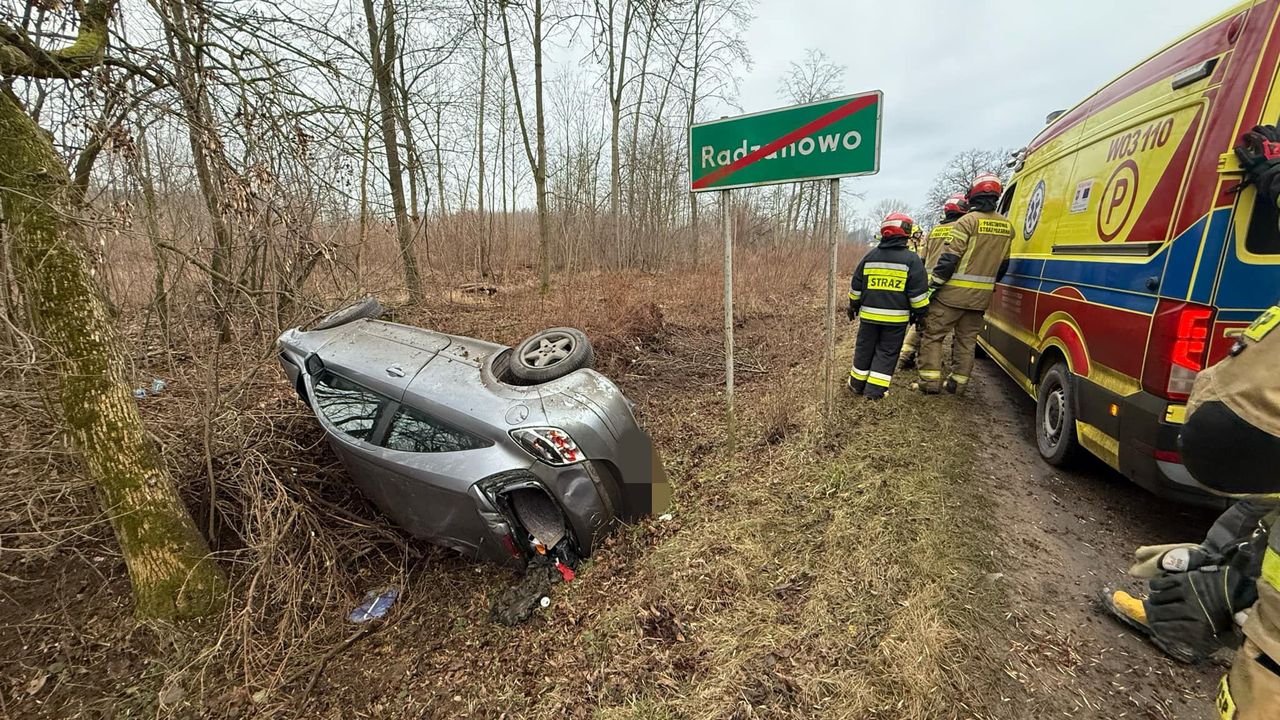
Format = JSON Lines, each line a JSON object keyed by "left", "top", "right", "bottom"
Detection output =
{"left": 726, "top": 0, "right": 1230, "bottom": 218}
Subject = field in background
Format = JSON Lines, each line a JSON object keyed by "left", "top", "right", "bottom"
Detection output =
{"left": 0, "top": 243, "right": 1039, "bottom": 719}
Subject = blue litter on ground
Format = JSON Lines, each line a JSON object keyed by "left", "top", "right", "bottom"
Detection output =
{"left": 348, "top": 587, "right": 399, "bottom": 623}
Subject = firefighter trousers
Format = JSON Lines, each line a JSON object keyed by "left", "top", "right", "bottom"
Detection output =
{"left": 918, "top": 301, "right": 985, "bottom": 392}
{"left": 901, "top": 324, "right": 920, "bottom": 357}
{"left": 1218, "top": 539, "right": 1280, "bottom": 719}
{"left": 849, "top": 321, "right": 907, "bottom": 399}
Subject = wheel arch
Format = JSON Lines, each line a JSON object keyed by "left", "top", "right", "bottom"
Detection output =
{"left": 1034, "top": 314, "right": 1091, "bottom": 385}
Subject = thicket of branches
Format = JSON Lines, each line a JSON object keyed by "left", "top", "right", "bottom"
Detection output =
{"left": 1, "top": 0, "right": 856, "bottom": 334}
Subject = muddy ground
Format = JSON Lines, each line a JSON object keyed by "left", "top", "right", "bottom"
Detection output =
{"left": 0, "top": 264, "right": 1234, "bottom": 719}
{"left": 972, "top": 362, "right": 1222, "bottom": 718}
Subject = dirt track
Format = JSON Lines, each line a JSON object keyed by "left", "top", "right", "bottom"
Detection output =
{"left": 971, "top": 359, "right": 1223, "bottom": 718}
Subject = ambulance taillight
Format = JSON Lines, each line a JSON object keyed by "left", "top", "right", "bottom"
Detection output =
{"left": 1143, "top": 300, "right": 1216, "bottom": 402}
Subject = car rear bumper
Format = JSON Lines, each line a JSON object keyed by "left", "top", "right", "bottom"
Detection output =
{"left": 1112, "top": 387, "right": 1230, "bottom": 508}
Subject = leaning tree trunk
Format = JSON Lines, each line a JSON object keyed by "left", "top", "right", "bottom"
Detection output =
{"left": 0, "top": 91, "right": 226, "bottom": 621}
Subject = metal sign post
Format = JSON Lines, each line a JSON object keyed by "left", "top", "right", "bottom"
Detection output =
{"left": 824, "top": 178, "right": 840, "bottom": 415}
{"left": 722, "top": 190, "right": 735, "bottom": 452}
{"left": 689, "top": 89, "right": 881, "bottom": 445}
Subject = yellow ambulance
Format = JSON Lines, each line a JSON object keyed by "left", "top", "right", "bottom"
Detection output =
{"left": 982, "top": 1, "right": 1280, "bottom": 503}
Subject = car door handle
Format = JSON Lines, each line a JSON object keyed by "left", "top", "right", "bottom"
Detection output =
{"left": 1171, "top": 58, "right": 1217, "bottom": 90}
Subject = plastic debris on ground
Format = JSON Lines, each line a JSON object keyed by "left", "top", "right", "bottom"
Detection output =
{"left": 348, "top": 587, "right": 399, "bottom": 623}
{"left": 150, "top": 378, "right": 167, "bottom": 394}
{"left": 132, "top": 388, "right": 148, "bottom": 399}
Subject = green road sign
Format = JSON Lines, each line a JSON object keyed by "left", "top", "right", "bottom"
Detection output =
{"left": 689, "top": 90, "right": 882, "bottom": 192}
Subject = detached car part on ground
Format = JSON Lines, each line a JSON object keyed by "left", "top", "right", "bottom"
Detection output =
{"left": 277, "top": 298, "right": 669, "bottom": 587}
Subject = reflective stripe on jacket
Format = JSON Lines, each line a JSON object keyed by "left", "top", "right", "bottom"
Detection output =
{"left": 849, "top": 238, "right": 929, "bottom": 325}
{"left": 930, "top": 211, "right": 1014, "bottom": 311}
{"left": 923, "top": 223, "right": 954, "bottom": 270}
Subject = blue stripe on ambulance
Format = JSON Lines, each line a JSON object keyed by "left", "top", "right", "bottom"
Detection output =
{"left": 997, "top": 208, "right": 1273, "bottom": 326}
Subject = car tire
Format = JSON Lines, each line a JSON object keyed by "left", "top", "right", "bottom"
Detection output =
{"left": 311, "top": 297, "right": 383, "bottom": 331}
{"left": 1035, "top": 362, "right": 1084, "bottom": 466}
{"left": 510, "top": 327, "right": 594, "bottom": 383}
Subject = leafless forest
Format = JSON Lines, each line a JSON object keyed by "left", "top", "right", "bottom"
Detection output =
{"left": 0, "top": 2, "right": 1023, "bottom": 717}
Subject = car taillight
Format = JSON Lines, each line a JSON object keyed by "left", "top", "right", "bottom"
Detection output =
{"left": 510, "top": 427, "right": 584, "bottom": 466}
{"left": 1170, "top": 308, "right": 1212, "bottom": 369}
{"left": 1143, "top": 300, "right": 1215, "bottom": 402}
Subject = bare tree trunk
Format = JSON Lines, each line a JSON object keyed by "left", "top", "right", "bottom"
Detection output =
{"left": 687, "top": 0, "right": 703, "bottom": 264}
{"left": 0, "top": 88, "right": 225, "bottom": 623}
{"left": 363, "top": 0, "right": 423, "bottom": 303}
{"left": 476, "top": 3, "right": 491, "bottom": 277}
{"left": 357, "top": 87, "right": 374, "bottom": 290}
{"left": 501, "top": 0, "right": 550, "bottom": 292}
{"left": 162, "top": 0, "right": 235, "bottom": 342}
{"left": 136, "top": 130, "right": 168, "bottom": 336}
{"left": 626, "top": 6, "right": 655, "bottom": 248}
{"left": 599, "top": 0, "right": 634, "bottom": 268}
{"left": 432, "top": 106, "right": 447, "bottom": 219}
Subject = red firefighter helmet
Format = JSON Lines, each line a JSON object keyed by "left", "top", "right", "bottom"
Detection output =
{"left": 880, "top": 212, "right": 916, "bottom": 239}
{"left": 968, "top": 173, "right": 1003, "bottom": 199}
{"left": 943, "top": 193, "right": 969, "bottom": 216}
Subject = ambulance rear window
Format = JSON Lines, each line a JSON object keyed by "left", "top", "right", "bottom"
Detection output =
{"left": 1245, "top": 195, "right": 1280, "bottom": 255}
{"left": 999, "top": 182, "right": 1016, "bottom": 215}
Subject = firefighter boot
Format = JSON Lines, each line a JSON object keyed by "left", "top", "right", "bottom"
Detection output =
{"left": 1101, "top": 587, "right": 1151, "bottom": 636}
{"left": 847, "top": 373, "right": 865, "bottom": 396}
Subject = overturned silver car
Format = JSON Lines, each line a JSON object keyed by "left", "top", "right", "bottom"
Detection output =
{"left": 277, "top": 298, "right": 668, "bottom": 570}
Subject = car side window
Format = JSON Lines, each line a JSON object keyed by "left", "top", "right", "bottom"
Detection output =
{"left": 1245, "top": 191, "right": 1280, "bottom": 255}
{"left": 384, "top": 405, "right": 490, "bottom": 453}
{"left": 312, "top": 371, "right": 385, "bottom": 441}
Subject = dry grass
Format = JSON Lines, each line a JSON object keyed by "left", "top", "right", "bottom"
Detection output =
{"left": 0, "top": 244, "right": 1027, "bottom": 719}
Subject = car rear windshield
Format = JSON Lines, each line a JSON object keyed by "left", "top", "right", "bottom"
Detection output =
{"left": 313, "top": 371, "right": 384, "bottom": 441}
{"left": 384, "top": 405, "right": 490, "bottom": 453}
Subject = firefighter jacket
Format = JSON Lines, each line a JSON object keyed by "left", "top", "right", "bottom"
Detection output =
{"left": 923, "top": 220, "right": 958, "bottom": 270}
{"left": 929, "top": 210, "right": 1014, "bottom": 311}
{"left": 848, "top": 235, "right": 929, "bottom": 325}
{"left": 1181, "top": 305, "right": 1280, "bottom": 498}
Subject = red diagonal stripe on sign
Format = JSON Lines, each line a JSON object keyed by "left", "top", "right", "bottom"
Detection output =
{"left": 692, "top": 94, "right": 877, "bottom": 190}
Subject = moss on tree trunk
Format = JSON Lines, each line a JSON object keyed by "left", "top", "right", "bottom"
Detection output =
{"left": 0, "top": 91, "right": 226, "bottom": 620}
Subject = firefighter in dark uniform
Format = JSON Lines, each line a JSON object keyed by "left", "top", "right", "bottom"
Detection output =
{"left": 915, "top": 174, "right": 1014, "bottom": 394}
{"left": 901, "top": 193, "right": 969, "bottom": 370}
{"left": 846, "top": 212, "right": 930, "bottom": 399}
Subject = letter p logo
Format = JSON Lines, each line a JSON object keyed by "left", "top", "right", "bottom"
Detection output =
{"left": 1096, "top": 160, "right": 1139, "bottom": 242}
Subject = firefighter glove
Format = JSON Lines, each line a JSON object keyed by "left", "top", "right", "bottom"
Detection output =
{"left": 1235, "top": 124, "right": 1280, "bottom": 171}
{"left": 1235, "top": 125, "right": 1280, "bottom": 204}
{"left": 1145, "top": 567, "right": 1236, "bottom": 663}
{"left": 1129, "top": 543, "right": 1213, "bottom": 579}
{"left": 846, "top": 301, "right": 858, "bottom": 322}
{"left": 1144, "top": 535, "right": 1264, "bottom": 663}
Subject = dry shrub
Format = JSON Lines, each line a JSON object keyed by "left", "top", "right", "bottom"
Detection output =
{"left": 2, "top": 242, "right": 1012, "bottom": 720}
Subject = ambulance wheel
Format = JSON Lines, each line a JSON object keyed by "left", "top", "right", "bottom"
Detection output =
{"left": 1035, "top": 362, "right": 1084, "bottom": 466}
